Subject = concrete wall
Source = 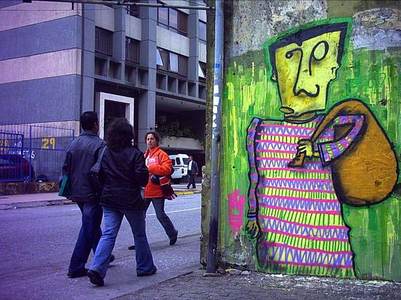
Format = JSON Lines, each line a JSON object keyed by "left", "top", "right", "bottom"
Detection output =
{"left": 0, "top": 2, "right": 82, "bottom": 124}
{"left": 216, "top": 0, "right": 401, "bottom": 281}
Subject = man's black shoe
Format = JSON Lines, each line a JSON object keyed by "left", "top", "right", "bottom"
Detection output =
{"left": 128, "top": 245, "right": 136, "bottom": 250}
{"left": 67, "top": 268, "right": 88, "bottom": 278}
{"left": 169, "top": 230, "right": 178, "bottom": 245}
{"left": 87, "top": 270, "right": 104, "bottom": 287}
{"left": 137, "top": 266, "right": 157, "bottom": 277}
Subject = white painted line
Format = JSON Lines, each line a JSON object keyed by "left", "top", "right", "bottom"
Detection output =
{"left": 72, "top": 207, "right": 201, "bottom": 214}
{"left": 147, "top": 207, "right": 201, "bottom": 216}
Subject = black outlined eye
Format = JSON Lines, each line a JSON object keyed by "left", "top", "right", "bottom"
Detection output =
{"left": 285, "top": 50, "right": 295, "bottom": 59}
{"left": 311, "top": 41, "right": 329, "bottom": 61}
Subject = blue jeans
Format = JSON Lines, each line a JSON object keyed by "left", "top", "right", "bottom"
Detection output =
{"left": 90, "top": 207, "right": 155, "bottom": 278}
{"left": 146, "top": 198, "right": 177, "bottom": 239}
{"left": 69, "top": 201, "right": 102, "bottom": 273}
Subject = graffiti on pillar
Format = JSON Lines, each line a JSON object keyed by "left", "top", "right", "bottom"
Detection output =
{"left": 221, "top": 17, "right": 401, "bottom": 281}
{"left": 227, "top": 189, "right": 246, "bottom": 237}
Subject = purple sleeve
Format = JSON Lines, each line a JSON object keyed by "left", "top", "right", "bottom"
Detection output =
{"left": 317, "top": 114, "right": 365, "bottom": 164}
{"left": 247, "top": 118, "right": 261, "bottom": 220}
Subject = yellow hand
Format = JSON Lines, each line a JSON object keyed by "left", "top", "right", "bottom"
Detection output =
{"left": 297, "top": 139, "right": 319, "bottom": 158}
{"left": 246, "top": 219, "right": 260, "bottom": 239}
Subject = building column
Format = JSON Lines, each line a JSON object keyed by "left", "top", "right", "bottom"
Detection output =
{"left": 188, "top": 6, "right": 199, "bottom": 88}
{"left": 113, "top": 5, "right": 126, "bottom": 79}
{"left": 137, "top": 0, "right": 157, "bottom": 151}
{"left": 81, "top": 3, "right": 96, "bottom": 113}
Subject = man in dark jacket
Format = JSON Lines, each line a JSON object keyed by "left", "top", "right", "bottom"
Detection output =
{"left": 63, "top": 111, "right": 108, "bottom": 278}
{"left": 186, "top": 155, "right": 199, "bottom": 189}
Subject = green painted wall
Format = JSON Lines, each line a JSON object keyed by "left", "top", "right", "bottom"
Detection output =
{"left": 218, "top": 6, "right": 401, "bottom": 280}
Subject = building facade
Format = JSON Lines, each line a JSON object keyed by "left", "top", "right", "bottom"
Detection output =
{"left": 0, "top": 0, "right": 206, "bottom": 158}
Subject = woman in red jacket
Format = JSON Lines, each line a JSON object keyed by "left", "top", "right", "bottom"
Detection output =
{"left": 144, "top": 131, "right": 178, "bottom": 245}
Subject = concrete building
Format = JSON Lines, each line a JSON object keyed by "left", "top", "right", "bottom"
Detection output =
{"left": 0, "top": 0, "right": 206, "bottom": 161}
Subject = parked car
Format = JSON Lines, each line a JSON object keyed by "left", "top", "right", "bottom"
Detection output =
{"left": 0, "top": 154, "right": 35, "bottom": 182}
{"left": 169, "top": 154, "right": 189, "bottom": 183}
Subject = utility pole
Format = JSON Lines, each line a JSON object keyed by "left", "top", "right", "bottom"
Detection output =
{"left": 205, "top": 0, "right": 223, "bottom": 275}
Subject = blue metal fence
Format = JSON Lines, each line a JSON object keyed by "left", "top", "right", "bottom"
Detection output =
{"left": 0, "top": 124, "right": 75, "bottom": 183}
{"left": 0, "top": 131, "right": 26, "bottom": 182}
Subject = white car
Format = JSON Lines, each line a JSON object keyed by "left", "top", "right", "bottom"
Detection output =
{"left": 169, "top": 154, "right": 189, "bottom": 183}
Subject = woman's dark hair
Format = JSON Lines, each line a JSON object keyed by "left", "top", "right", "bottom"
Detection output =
{"left": 106, "top": 118, "right": 134, "bottom": 150}
{"left": 145, "top": 131, "right": 160, "bottom": 145}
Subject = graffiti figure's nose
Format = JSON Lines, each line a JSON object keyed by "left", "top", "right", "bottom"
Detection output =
{"left": 280, "top": 106, "right": 295, "bottom": 114}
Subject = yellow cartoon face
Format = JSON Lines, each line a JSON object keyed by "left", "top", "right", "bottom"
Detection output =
{"left": 273, "top": 31, "right": 342, "bottom": 117}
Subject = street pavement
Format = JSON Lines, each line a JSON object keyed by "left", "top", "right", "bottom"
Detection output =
{"left": 2, "top": 188, "right": 401, "bottom": 299}
{"left": 121, "top": 268, "right": 401, "bottom": 300}
{"left": 0, "top": 193, "right": 201, "bottom": 300}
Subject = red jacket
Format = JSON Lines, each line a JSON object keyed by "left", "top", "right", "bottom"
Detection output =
{"left": 144, "top": 147, "right": 172, "bottom": 199}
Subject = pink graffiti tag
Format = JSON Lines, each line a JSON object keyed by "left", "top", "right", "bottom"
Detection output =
{"left": 228, "top": 189, "right": 246, "bottom": 235}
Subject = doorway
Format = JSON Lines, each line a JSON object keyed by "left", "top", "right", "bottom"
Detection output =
{"left": 96, "top": 92, "right": 135, "bottom": 139}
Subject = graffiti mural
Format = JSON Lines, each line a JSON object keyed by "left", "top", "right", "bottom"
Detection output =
{"left": 220, "top": 16, "right": 401, "bottom": 281}
{"left": 245, "top": 20, "right": 398, "bottom": 277}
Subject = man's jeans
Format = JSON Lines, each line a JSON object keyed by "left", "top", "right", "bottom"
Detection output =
{"left": 90, "top": 207, "right": 155, "bottom": 278}
{"left": 69, "top": 201, "right": 102, "bottom": 273}
{"left": 146, "top": 198, "right": 177, "bottom": 239}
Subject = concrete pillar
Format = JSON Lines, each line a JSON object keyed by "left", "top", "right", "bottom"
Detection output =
{"left": 113, "top": 6, "right": 125, "bottom": 79}
{"left": 188, "top": 7, "right": 199, "bottom": 84}
{"left": 81, "top": 4, "right": 96, "bottom": 113}
{"left": 137, "top": 0, "right": 157, "bottom": 151}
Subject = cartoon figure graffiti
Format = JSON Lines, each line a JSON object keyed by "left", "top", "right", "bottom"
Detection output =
{"left": 246, "top": 21, "right": 398, "bottom": 277}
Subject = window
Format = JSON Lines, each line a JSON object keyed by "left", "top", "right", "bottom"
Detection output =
{"left": 125, "top": 37, "right": 140, "bottom": 63}
{"left": 157, "top": 48, "right": 188, "bottom": 76}
{"left": 178, "top": 55, "right": 188, "bottom": 76}
{"left": 95, "top": 27, "right": 113, "bottom": 56}
{"left": 169, "top": 9, "right": 177, "bottom": 29}
{"left": 126, "top": 0, "right": 140, "bottom": 17}
{"left": 158, "top": 7, "right": 169, "bottom": 28}
{"left": 157, "top": 48, "right": 169, "bottom": 71}
{"left": 156, "top": 49, "right": 163, "bottom": 66}
{"left": 177, "top": 12, "right": 188, "bottom": 34}
{"left": 169, "top": 52, "right": 178, "bottom": 73}
{"left": 199, "top": 62, "right": 206, "bottom": 78}
{"left": 199, "top": 21, "right": 206, "bottom": 42}
{"left": 157, "top": 5, "right": 188, "bottom": 36}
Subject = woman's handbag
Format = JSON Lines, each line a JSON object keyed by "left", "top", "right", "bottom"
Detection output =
{"left": 151, "top": 175, "right": 177, "bottom": 200}
{"left": 89, "top": 146, "right": 107, "bottom": 196}
{"left": 58, "top": 174, "right": 71, "bottom": 197}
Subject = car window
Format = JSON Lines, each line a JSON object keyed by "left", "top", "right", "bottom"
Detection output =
{"left": 171, "top": 159, "right": 176, "bottom": 166}
{"left": 183, "top": 158, "right": 189, "bottom": 165}
{"left": 176, "top": 158, "right": 180, "bottom": 165}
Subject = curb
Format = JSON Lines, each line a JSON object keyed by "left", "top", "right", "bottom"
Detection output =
{"left": 0, "top": 191, "right": 201, "bottom": 210}
{"left": 175, "top": 190, "right": 201, "bottom": 196}
{"left": 0, "top": 198, "right": 73, "bottom": 210}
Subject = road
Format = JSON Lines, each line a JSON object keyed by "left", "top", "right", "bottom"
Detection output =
{"left": 0, "top": 193, "right": 201, "bottom": 300}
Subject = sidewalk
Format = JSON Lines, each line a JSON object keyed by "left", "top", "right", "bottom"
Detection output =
{"left": 0, "top": 184, "right": 201, "bottom": 210}
{"left": 118, "top": 267, "right": 401, "bottom": 300}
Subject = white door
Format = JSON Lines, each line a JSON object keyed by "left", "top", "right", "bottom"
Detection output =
{"left": 96, "top": 92, "right": 135, "bottom": 139}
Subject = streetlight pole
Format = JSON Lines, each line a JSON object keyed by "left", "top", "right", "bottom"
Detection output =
{"left": 205, "top": 0, "right": 223, "bottom": 274}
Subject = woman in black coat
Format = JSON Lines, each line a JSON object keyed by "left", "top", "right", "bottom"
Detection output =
{"left": 87, "top": 118, "right": 157, "bottom": 286}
